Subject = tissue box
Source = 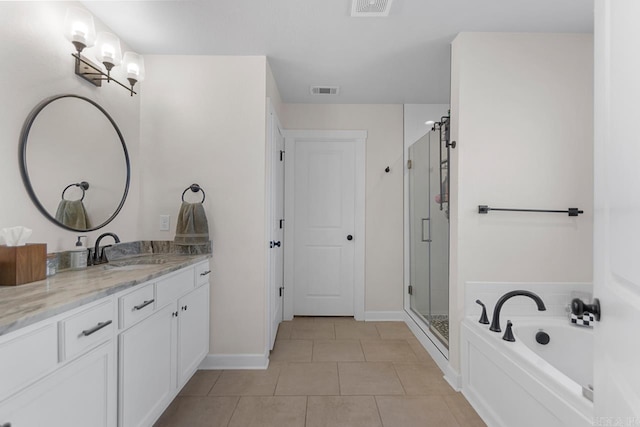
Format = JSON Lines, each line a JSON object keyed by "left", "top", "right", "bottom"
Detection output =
{"left": 0, "top": 244, "right": 47, "bottom": 286}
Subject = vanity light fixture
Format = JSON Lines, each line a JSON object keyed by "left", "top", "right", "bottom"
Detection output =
{"left": 65, "top": 7, "right": 144, "bottom": 96}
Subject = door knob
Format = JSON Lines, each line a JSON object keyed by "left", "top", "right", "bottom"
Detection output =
{"left": 347, "top": 235, "right": 353, "bottom": 241}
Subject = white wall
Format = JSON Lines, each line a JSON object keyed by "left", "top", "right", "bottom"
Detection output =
{"left": 281, "top": 104, "right": 404, "bottom": 314}
{"left": 449, "top": 32, "right": 594, "bottom": 372}
{"left": 139, "top": 55, "right": 269, "bottom": 356}
{"left": 266, "top": 60, "right": 284, "bottom": 122}
{"left": 0, "top": 2, "right": 141, "bottom": 252}
{"left": 404, "top": 104, "right": 450, "bottom": 147}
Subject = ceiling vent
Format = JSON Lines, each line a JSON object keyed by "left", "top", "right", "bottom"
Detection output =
{"left": 310, "top": 86, "right": 340, "bottom": 96}
{"left": 351, "top": 0, "right": 394, "bottom": 17}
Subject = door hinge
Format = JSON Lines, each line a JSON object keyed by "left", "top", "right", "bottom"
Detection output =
{"left": 280, "top": 150, "right": 285, "bottom": 161}
{"left": 279, "top": 219, "right": 284, "bottom": 229}
{"left": 279, "top": 286, "right": 284, "bottom": 297}
{"left": 408, "top": 285, "right": 413, "bottom": 295}
{"left": 407, "top": 159, "right": 413, "bottom": 169}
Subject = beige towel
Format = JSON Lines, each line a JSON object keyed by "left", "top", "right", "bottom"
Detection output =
{"left": 174, "top": 202, "right": 209, "bottom": 245}
{"left": 55, "top": 199, "right": 90, "bottom": 229}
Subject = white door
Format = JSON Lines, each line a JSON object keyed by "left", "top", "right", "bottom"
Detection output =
{"left": 177, "top": 283, "right": 210, "bottom": 387}
{"left": 119, "top": 304, "right": 175, "bottom": 427}
{"left": 0, "top": 342, "right": 115, "bottom": 427}
{"left": 268, "top": 104, "right": 285, "bottom": 349}
{"left": 594, "top": 0, "right": 640, "bottom": 422}
{"left": 293, "top": 139, "right": 356, "bottom": 316}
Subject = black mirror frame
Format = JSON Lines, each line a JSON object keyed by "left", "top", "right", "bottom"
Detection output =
{"left": 19, "top": 94, "right": 131, "bottom": 232}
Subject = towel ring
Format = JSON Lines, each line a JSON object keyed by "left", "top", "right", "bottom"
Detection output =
{"left": 62, "top": 181, "right": 89, "bottom": 202}
{"left": 182, "top": 183, "right": 206, "bottom": 203}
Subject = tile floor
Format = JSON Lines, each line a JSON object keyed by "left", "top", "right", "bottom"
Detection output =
{"left": 154, "top": 317, "right": 486, "bottom": 427}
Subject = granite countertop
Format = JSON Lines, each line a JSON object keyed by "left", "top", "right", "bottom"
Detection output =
{"left": 0, "top": 253, "right": 210, "bottom": 337}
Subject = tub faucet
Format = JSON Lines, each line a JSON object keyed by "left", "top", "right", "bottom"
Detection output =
{"left": 489, "top": 290, "right": 546, "bottom": 333}
{"left": 93, "top": 232, "right": 120, "bottom": 265}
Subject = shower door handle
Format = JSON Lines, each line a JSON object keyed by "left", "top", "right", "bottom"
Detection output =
{"left": 421, "top": 218, "right": 431, "bottom": 242}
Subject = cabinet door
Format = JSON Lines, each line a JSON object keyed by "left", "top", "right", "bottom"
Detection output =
{"left": 0, "top": 341, "right": 115, "bottom": 427}
{"left": 119, "top": 304, "right": 176, "bottom": 427}
{"left": 177, "top": 283, "right": 210, "bottom": 388}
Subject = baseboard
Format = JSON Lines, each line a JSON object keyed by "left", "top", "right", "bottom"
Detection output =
{"left": 364, "top": 311, "right": 405, "bottom": 321}
{"left": 462, "top": 388, "right": 502, "bottom": 427}
{"left": 444, "top": 365, "right": 462, "bottom": 391}
{"left": 199, "top": 353, "right": 269, "bottom": 370}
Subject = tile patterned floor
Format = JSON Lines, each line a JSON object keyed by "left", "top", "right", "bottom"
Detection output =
{"left": 154, "top": 317, "right": 486, "bottom": 427}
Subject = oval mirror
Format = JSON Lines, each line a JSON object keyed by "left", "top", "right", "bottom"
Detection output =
{"left": 19, "top": 94, "right": 130, "bottom": 232}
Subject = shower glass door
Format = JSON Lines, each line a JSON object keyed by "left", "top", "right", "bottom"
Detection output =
{"left": 408, "top": 126, "right": 450, "bottom": 350}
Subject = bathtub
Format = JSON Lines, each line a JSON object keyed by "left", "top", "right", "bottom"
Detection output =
{"left": 461, "top": 316, "right": 594, "bottom": 427}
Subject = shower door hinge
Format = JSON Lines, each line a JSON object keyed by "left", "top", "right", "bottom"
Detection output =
{"left": 408, "top": 285, "right": 413, "bottom": 295}
{"left": 407, "top": 159, "right": 412, "bottom": 169}
{"left": 279, "top": 286, "right": 284, "bottom": 297}
{"left": 280, "top": 150, "right": 285, "bottom": 161}
{"left": 279, "top": 219, "right": 284, "bottom": 229}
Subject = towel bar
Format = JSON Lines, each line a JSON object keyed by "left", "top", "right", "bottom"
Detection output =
{"left": 478, "top": 205, "right": 583, "bottom": 217}
{"left": 61, "top": 181, "right": 89, "bottom": 201}
{"left": 182, "top": 183, "right": 206, "bottom": 203}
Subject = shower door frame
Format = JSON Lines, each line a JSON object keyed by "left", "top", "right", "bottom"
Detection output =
{"left": 403, "top": 125, "right": 450, "bottom": 361}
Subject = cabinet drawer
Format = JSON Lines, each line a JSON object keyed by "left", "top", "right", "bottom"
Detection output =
{"left": 119, "top": 283, "right": 155, "bottom": 330}
{"left": 59, "top": 299, "right": 114, "bottom": 362}
{"left": 155, "top": 268, "right": 194, "bottom": 308}
{"left": 195, "top": 262, "right": 211, "bottom": 287}
{"left": 0, "top": 323, "right": 58, "bottom": 401}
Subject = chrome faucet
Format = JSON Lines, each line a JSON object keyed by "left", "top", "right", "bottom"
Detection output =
{"left": 93, "top": 232, "right": 120, "bottom": 265}
{"left": 489, "top": 290, "right": 546, "bottom": 333}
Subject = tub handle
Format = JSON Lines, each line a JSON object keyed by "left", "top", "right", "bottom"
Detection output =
{"left": 502, "top": 320, "right": 515, "bottom": 342}
{"left": 475, "top": 300, "right": 490, "bottom": 324}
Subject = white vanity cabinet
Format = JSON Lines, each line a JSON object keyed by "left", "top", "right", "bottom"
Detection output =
{"left": 118, "top": 304, "right": 176, "bottom": 427}
{"left": 0, "top": 258, "right": 211, "bottom": 427}
{"left": 0, "top": 299, "right": 117, "bottom": 427}
{"left": 176, "top": 282, "right": 210, "bottom": 388}
{"left": 118, "top": 261, "right": 211, "bottom": 427}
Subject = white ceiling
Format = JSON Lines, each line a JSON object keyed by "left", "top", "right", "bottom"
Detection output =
{"left": 83, "top": 0, "right": 594, "bottom": 104}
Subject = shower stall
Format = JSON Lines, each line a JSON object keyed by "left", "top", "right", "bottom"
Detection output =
{"left": 407, "top": 116, "right": 451, "bottom": 354}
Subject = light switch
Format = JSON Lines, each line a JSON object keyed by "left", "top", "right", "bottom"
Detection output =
{"left": 159, "top": 215, "right": 170, "bottom": 231}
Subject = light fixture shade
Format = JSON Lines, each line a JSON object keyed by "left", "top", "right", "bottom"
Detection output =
{"left": 123, "top": 52, "right": 145, "bottom": 83}
{"left": 95, "top": 32, "right": 122, "bottom": 70}
{"left": 64, "top": 7, "right": 96, "bottom": 51}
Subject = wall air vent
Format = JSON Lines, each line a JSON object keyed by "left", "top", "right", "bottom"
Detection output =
{"left": 351, "top": 0, "right": 394, "bottom": 17}
{"left": 310, "top": 86, "right": 340, "bottom": 95}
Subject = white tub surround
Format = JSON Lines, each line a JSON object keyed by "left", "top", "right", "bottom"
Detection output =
{"left": 465, "top": 281, "right": 593, "bottom": 321}
{"left": 461, "top": 317, "right": 593, "bottom": 427}
{"left": 461, "top": 282, "right": 594, "bottom": 426}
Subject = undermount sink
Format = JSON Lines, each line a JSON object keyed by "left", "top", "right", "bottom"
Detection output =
{"left": 103, "top": 264, "right": 154, "bottom": 271}
{"left": 103, "top": 258, "right": 168, "bottom": 271}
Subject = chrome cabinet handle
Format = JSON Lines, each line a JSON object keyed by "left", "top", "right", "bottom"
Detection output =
{"left": 133, "top": 299, "right": 154, "bottom": 311}
{"left": 200, "top": 270, "right": 211, "bottom": 276}
{"left": 81, "top": 320, "right": 112, "bottom": 337}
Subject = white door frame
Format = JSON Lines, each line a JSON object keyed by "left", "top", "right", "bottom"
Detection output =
{"left": 265, "top": 98, "right": 284, "bottom": 351}
{"left": 283, "top": 130, "right": 366, "bottom": 321}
